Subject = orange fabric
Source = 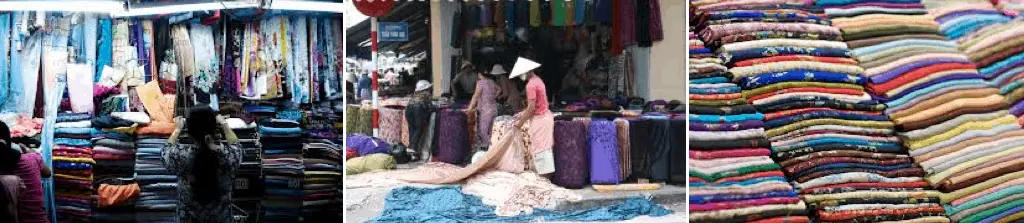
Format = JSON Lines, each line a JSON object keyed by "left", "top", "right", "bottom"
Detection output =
{"left": 136, "top": 81, "right": 175, "bottom": 123}
{"left": 137, "top": 122, "right": 175, "bottom": 135}
{"left": 97, "top": 183, "right": 140, "bottom": 208}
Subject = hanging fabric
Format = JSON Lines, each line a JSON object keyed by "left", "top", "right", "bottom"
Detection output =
{"left": 291, "top": 17, "right": 310, "bottom": 104}
{"left": 575, "top": 0, "right": 587, "bottom": 25}
{"left": 552, "top": 0, "right": 566, "bottom": 26}
{"left": 530, "top": 0, "right": 541, "bottom": 27}
{"left": 96, "top": 18, "right": 112, "bottom": 82}
{"left": 647, "top": 0, "right": 663, "bottom": 43}
{"left": 0, "top": 13, "right": 10, "bottom": 109}
{"left": 189, "top": 22, "right": 219, "bottom": 109}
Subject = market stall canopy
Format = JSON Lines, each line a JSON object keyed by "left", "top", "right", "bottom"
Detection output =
{"left": 345, "top": 0, "right": 429, "bottom": 60}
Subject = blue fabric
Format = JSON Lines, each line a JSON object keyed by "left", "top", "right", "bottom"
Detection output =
{"left": 885, "top": 73, "right": 984, "bottom": 99}
{"left": 258, "top": 126, "right": 303, "bottom": 135}
{"left": 366, "top": 186, "right": 671, "bottom": 223}
{"left": 689, "top": 113, "right": 765, "bottom": 123}
{"left": 1002, "top": 78, "right": 1024, "bottom": 94}
{"left": 815, "top": 0, "right": 918, "bottom": 6}
{"left": 740, "top": 70, "right": 865, "bottom": 89}
{"left": 689, "top": 191, "right": 798, "bottom": 204}
{"left": 690, "top": 77, "right": 729, "bottom": 84}
{"left": 764, "top": 111, "right": 890, "bottom": 128}
{"left": 2, "top": 13, "right": 22, "bottom": 113}
{"left": 54, "top": 127, "right": 96, "bottom": 135}
{"left": 774, "top": 138, "right": 902, "bottom": 153}
{"left": 942, "top": 15, "right": 1011, "bottom": 40}
{"left": 96, "top": 18, "right": 112, "bottom": 82}
{"left": 852, "top": 39, "right": 957, "bottom": 56}
{"left": 56, "top": 113, "right": 92, "bottom": 123}
{"left": 690, "top": 85, "right": 742, "bottom": 94}
{"left": 0, "top": 14, "right": 9, "bottom": 108}
{"left": 55, "top": 138, "right": 92, "bottom": 147}
{"left": 795, "top": 163, "right": 912, "bottom": 177}
{"left": 721, "top": 47, "right": 852, "bottom": 65}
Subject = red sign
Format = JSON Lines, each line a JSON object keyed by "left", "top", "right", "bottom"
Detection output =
{"left": 353, "top": 0, "right": 396, "bottom": 17}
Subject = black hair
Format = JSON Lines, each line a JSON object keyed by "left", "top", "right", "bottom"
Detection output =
{"left": 186, "top": 105, "right": 220, "bottom": 205}
{"left": 0, "top": 143, "right": 19, "bottom": 174}
{"left": 0, "top": 121, "right": 10, "bottom": 143}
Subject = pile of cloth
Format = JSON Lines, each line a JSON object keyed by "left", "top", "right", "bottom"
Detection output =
{"left": 260, "top": 118, "right": 305, "bottom": 222}
{"left": 133, "top": 122, "right": 178, "bottom": 222}
{"left": 928, "top": 3, "right": 1024, "bottom": 125}
{"left": 916, "top": 3, "right": 1024, "bottom": 222}
{"left": 90, "top": 114, "right": 142, "bottom": 222}
{"left": 801, "top": 1, "right": 954, "bottom": 221}
{"left": 301, "top": 137, "right": 343, "bottom": 220}
{"left": 52, "top": 112, "right": 96, "bottom": 222}
{"left": 685, "top": 24, "right": 808, "bottom": 222}
{"left": 229, "top": 118, "right": 263, "bottom": 218}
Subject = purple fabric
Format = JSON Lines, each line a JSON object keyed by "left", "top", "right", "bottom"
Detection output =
{"left": 437, "top": 110, "right": 470, "bottom": 164}
{"left": 688, "top": 120, "right": 764, "bottom": 131}
{"left": 619, "top": 0, "right": 636, "bottom": 47}
{"left": 552, "top": 120, "right": 589, "bottom": 189}
{"left": 1011, "top": 99, "right": 1024, "bottom": 116}
{"left": 648, "top": 0, "right": 663, "bottom": 42}
{"left": 588, "top": 120, "right": 621, "bottom": 185}
{"left": 979, "top": 205, "right": 1024, "bottom": 223}
{"left": 828, "top": 2, "right": 924, "bottom": 9}
{"left": 869, "top": 60, "right": 974, "bottom": 84}
{"left": 346, "top": 134, "right": 390, "bottom": 156}
{"left": 886, "top": 73, "right": 984, "bottom": 100}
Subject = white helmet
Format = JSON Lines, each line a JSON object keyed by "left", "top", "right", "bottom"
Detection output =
{"left": 415, "top": 80, "right": 432, "bottom": 92}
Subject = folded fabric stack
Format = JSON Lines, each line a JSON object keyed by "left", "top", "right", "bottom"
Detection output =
{"left": 260, "top": 118, "right": 305, "bottom": 222}
{"left": 134, "top": 123, "right": 177, "bottom": 223}
{"left": 796, "top": 1, "right": 956, "bottom": 222}
{"left": 230, "top": 119, "right": 263, "bottom": 220}
{"left": 921, "top": 3, "right": 1024, "bottom": 223}
{"left": 686, "top": 24, "right": 809, "bottom": 222}
{"left": 930, "top": 4, "right": 1024, "bottom": 126}
{"left": 90, "top": 115, "right": 140, "bottom": 223}
{"left": 53, "top": 112, "right": 96, "bottom": 223}
{"left": 301, "top": 138, "right": 342, "bottom": 221}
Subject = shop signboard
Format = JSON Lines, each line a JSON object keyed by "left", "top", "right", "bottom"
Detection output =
{"left": 378, "top": 22, "right": 408, "bottom": 42}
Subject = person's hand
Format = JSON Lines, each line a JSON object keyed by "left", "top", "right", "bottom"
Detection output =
{"left": 174, "top": 116, "right": 186, "bottom": 130}
{"left": 215, "top": 115, "right": 228, "bottom": 126}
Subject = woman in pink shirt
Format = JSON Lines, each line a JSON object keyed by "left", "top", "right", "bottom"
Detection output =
{"left": 509, "top": 57, "right": 556, "bottom": 175}
{"left": 0, "top": 123, "right": 50, "bottom": 223}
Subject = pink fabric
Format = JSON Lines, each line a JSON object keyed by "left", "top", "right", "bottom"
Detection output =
{"left": 690, "top": 148, "right": 772, "bottom": 159}
{"left": 15, "top": 153, "right": 48, "bottom": 223}
{"left": 526, "top": 75, "right": 550, "bottom": 116}
{"left": 525, "top": 112, "right": 554, "bottom": 155}
{"left": 690, "top": 197, "right": 802, "bottom": 212}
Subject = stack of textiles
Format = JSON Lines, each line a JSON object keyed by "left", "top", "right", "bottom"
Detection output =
{"left": 90, "top": 115, "right": 140, "bottom": 223}
{"left": 824, "top": 0, "right": 993, "bottom": 222}
{"left": 913, "top": 3, "right": 1024, "bottom": 223}
{"left": 929, "top": 4, "right": 1024, "bottom": 125}
{"left": 230, "top": 119, "right": 263, "bottom": 221}
{"left": 685, "top": 26, "right": 808, "bottom": 223}
{"left": 260, "top": 118, "right": 305, "bottom": 222}
{"left": 300, "top": 138, "right": 342, "bottom": 221}
{"left": 53, "top": 112, "right": 96, "bottom": 223}
{"left": 133, "top": 123, "right": 178, "bottom": 223}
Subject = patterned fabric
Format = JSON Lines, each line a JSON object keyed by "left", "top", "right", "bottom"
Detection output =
{"left": 160, "top": 142, "right": 243, "bottom": 223}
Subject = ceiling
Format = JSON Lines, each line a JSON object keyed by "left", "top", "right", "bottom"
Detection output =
{"left": 345, "top": 0, "right": 430, "bottom": 60}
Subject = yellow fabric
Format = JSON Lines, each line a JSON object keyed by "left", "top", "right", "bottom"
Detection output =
{"left": 802, "top": 191, "right": 942, "bottom": 203}
{"left": 742, "top": 82, "right": 865, "bottom": 98}
{"left": 905, "top": 115, "right": 1017, "bottom": 150}
{"left": 103, "top": 124, "right": 138, "bottom": 135}
{"left": 529, "top": 0, "right": 540, "bottom": 27}
{"left": 994, "top": 210, "right": 1024, "bottom": 223}
{"left": 941, "top": 170, "right": 1024, "bottom": 203}
{"left": 927, "top": 146, "right": 1024, "bottom": 185}
{"left": 345, "top": 154, "right": 397, "bottom": 175}
{"left": 592, "top": 184, "right": 662, "bottom": 192}
{"left": 52, "top": 157, "right": 96, "bottom": 164}
{"left": 766, "top": 119, "right": 895, "bottom": 137}
{"left": 893, "top": 94, "right": 1006, "bottom": 125}
{"left": 878, "top": 216, "right": 951, "bottom": 223}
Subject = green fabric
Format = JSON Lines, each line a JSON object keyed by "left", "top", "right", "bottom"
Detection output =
{"left": 962, "top": 199, "right": 1024, "bottom": 223}
{"left": 689, "top": 163, "right": 782, "bottom": 182}
{"left": 551, "top": 0, "right": 565, "bottom": 26}
{"left": 948, "top": 185, "right": 1024, "bottom": 215}
{"left": 346, "top": 154, "right": 397, "bottom": 175}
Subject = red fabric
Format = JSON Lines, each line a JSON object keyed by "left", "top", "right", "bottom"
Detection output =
{"left": 690, "top": 171, "right": 787, "bottom": 184}
{"left": 819, "top": 206, "right": 946, "bottom": 221}
{"left": 747, "top": 87, "right": 864, "bottom": 102}
{"left": 689, "top": 148, "right": 772, "bottom": 159}
{"left": 346, "top": 148, "right": 357, "bottom": 160}
{"left": 610, "top": 0, "right": 623, "bottom": 55}
{"left": 690, "top": 93, "right": 743, "bottom": 100}
{"left": 690, "top": 197, "right": 802, "bottom": 212}
{"left": 734, "top": 55, "right": 858, "bottom": 67}
{"left": 867, "top": 62, "right": 977, "bottom": 95}
{"left": 764, "top": 107, "right": 883, "bottom": 120}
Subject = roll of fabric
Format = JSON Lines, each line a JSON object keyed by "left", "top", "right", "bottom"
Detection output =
{"left": 437, "top": 109, "right": 470, "bottom": 164}
{"left": 552, "top": 120, "right": 589, "bottom": 189}
{"left": 588, "top": 119, "right": 620, "bottom": 185}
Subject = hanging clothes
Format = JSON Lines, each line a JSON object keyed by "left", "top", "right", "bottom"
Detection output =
{"left": 647, "top": 0, "right": 663, "bottom": 43}
{"left": 610, "top": 0, "right": 623, "bottom": 55}
{"left": 0, "top": 13, "right": 10, "bottom": 109}
{"left": 635, "top": 0, "right": 652, "bottom": 47}
{"left": 96, "top": 19, "right": 112, "bottom": 82}
{"left": 620, "top": 0, "right": 637, "bottom": 47}
{"left": 575, "top": 0, "right": 587, "bottom": 25}
{"left": 530, "top": 0, "right": 541, "bottom": 27}
{"left": 552, "top": 0, "right": 566, "bottom": 27}
{"left": 291, "top": 17, "right": 311, "bottom": 104}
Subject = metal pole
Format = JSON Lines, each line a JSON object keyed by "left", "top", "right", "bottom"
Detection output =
{"left": 371, "top": 17, "right": 380, "bottom": 137}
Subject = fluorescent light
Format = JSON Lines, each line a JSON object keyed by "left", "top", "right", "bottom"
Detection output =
{"left": 111, "top": 2, "right": 259, "bottom": 18}
{"left": 268, "top": 0, "right": 345, "bottom": 13}
{"left": 0, "top": 0, "right": 125, "bottom": 13}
